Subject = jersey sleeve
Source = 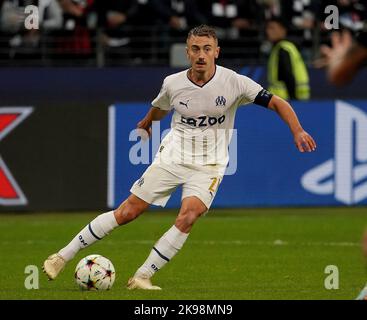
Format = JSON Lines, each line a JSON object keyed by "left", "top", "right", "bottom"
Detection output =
{"left": 236, "top": 74, "right": 273, "bottom": 108}
{"left": 235, "top": 74, "right": 264, "bottom": 106}
{"left": 151, "top": 78, "right": 172, "bottom": 111}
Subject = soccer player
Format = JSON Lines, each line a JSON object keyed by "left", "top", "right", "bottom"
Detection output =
{"left": 43, "top": 25, "right": 316, "bottom": 290}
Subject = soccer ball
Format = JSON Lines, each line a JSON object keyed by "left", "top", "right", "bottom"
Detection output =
{"left": 74, "top": 254, "right": 115, "bottom": 291}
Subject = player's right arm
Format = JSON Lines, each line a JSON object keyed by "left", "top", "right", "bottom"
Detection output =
{"left": 137, "top": 107, "right": 170, "bottom": 137}
{"left": 138, "top": 76, "right": 173, "bottom": 137}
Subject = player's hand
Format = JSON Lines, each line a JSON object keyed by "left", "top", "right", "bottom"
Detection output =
{"left": 293, "top": 130, "right": 316, "bottom": 153}
{"left": 137, "top": 119, "right": 152, "bottom": 139}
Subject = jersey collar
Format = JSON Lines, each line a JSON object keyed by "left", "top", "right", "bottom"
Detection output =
{"left": 186, "top": 65, "right": 217, "bottom": 88}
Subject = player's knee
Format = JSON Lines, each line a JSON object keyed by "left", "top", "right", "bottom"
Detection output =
{"left": 114, "top": 196, "right": 147, "bottom": 225}
{"left": 176, "top": 208, "right": 204, "bottom": 232}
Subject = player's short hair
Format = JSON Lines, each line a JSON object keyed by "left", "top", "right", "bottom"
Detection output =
{"left": 187, "top": 25, "right": 218, "bottom": 44}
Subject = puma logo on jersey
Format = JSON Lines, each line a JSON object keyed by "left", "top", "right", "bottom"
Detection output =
{"left": 179, "top": 100, "right": 189, "bottom": 108}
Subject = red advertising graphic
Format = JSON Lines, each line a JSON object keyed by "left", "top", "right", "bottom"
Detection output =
{"left": 0, "top": 107, "right": 33, "bottom": 206}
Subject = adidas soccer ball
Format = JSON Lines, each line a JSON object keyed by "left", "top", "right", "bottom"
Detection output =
{"left": 74, "top": 254, "right": 115, "bottom": 291}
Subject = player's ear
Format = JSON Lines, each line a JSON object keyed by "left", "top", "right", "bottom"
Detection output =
{"left": 215, "top": 46, "right": 220, "bottom": 59}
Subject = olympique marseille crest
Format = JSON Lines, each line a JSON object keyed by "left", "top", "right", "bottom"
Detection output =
{"left": 0, "top": 107, "right": 33, "bottom": 206}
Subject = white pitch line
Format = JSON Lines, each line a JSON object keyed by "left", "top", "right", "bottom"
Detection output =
{"left": 105, "top": 239, "right": 361, "bottom": 247}
{"left": 1, "top": 240, "right": 360, "bottom": 247}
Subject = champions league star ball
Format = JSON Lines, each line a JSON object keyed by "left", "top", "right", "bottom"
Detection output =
{"left": 74, "top": 254, "right": 115, "bottom": 291}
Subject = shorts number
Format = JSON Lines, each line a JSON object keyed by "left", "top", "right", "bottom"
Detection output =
{"left": 209, "top": 177, "right": 220, "bottom": 193}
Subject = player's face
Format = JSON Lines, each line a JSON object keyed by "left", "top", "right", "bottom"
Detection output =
{"left": 186, "top": 36, "right": 220, "bottom": 74}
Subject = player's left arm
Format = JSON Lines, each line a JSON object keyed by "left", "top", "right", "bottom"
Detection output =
{"left": 239, "top": 75, "right": 316, "bottom": 152}
{"left": 267, "top": 95, "right": 316, "bottom": 153}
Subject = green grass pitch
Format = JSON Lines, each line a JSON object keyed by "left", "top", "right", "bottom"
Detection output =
{"left": 0, "top": 207, "right": 366, "bottom": 300}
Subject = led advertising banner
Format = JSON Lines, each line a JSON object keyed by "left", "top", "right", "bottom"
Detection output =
{"left": 108, "top": 100, "right": 367, "bottom": 208}
{"left": 0, "top": 104, "right": 107, "bottom": 211}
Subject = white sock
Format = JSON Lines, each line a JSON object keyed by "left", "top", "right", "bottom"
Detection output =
{"left": 58, "top": 211, "right": 118, "bottom": 262}
{"left": 135, "top": 225, "right": 189, "bottom": 279}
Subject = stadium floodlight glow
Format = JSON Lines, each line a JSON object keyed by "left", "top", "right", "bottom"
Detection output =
{"left": 0, "top": 107, "right": 33, "bottom": 206}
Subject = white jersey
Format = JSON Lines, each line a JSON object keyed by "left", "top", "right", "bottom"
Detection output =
{"left": 151, "top": 65, "right": 263, "bottom": 175}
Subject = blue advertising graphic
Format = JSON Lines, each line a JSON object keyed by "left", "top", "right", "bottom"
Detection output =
{"left": 108, "top": 100, "right": 367, "bottom": 208}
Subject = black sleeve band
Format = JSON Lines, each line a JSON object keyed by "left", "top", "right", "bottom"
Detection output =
{"left": 254, "top": 89, "right": 273, "bottom": 108}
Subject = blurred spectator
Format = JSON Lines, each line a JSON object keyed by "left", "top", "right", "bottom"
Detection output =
{"left": 317, "top": 25, "right": 367, "bottom": 85}
{"left": 128, "top": 0, "right": 157, "bottom": 27}
{"left": 314, "top": 0, "right": 367, "bottom": 84}
{"left": 257, "top": 0, "right": 281, "bottom": 20}
{"left": 266, "top": 17, "right": 310, "bottom": 100}
{"left": 151, "top": 0, "right": 188, "bottom": 32}
{"left": 40, "top": 0, "right": 63, "bottom": 30}
{"left": 320, "top": 0, "right": 366, "bottom": 31}
{"left": 5, "top": 0, "right": 366, "bottom": 67}
{"left": 1, "top": 0, "right": 30, "bottom": 33}
{"left": 55, "top": 0, "right": 95, "bottom": 56}
{"left": 58, "top": 0, "right": 93, "bottom": 29}
{"left": 1, "top": 0, "right": 62, "bottom": 32}
{"left": 182, "top": 0, "right": 262, "bottom": 63}
{"left": 94, "top": 0, "right": 137, "bottom": 48}
{"left": 93, "top": 0, "right": 155, "bottom": 64}
{"left": 316, "top": 21, "right": 367, "bottom": 300}
{"left": 257, "top": 0, "right": 320, "bottom": 30}
{"left": 125, "top": 0, "right": 159, "bottom": 63}
{"left": 148, "top": 0, "right": 189, "bottom": 63}
{"left": 0, "top": 0, "right": 62, "bottom": 60}
{"left": 185, "top": 0, "right": 262, "bottom": 39}
{"left": 259, "top": 0, "right": 321, "bottom": 56}
{"left": 282, "top": 0, "right": 320, "bottom": 31}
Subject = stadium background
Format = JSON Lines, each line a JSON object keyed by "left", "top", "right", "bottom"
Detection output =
{"left": 1, "top": 0, "right": 367, "bottom": 300}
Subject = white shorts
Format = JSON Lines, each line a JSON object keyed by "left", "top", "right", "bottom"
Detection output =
{"left": 130, "top": 162, "right": 223, "bottom": 210}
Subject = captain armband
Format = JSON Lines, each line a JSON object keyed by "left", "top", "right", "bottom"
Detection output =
{"left": 254, "top": 89, "right": 273, "bottom": 108}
